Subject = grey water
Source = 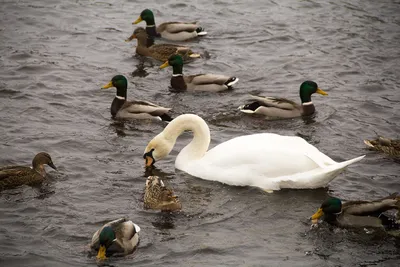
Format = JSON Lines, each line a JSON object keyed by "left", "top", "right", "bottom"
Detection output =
{"left": 1, "top": 0, "right": 400, "bottom": 266}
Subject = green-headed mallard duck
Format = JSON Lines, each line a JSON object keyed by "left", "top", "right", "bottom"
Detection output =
{"left": 0, "top": 152, "right": 57, "bottom": 191}
{"left": 102, "top": 75, "right": 172, "bottom": 121}
{"left": 311, "top": 194, "right": 400, "bottom": 229}
{"left": 238, "top": 81, "right": 328, "bottom": 119}
{"left": 132, "top": 9, "right": 207, "bottom": 42}
{"left": 364, "top": 137, "right": 400, "bottom": 157}
{"left": 144, "top": 176, "right": 182, "bottom": 212}
{"left": 160, "top": 54, "right": 239, "bottom": 92}
{"left": 90, "top": 218, "right": 140, "bottom": 260}
{"left": 126, "top": 27, "right": 200, "bottom": 62}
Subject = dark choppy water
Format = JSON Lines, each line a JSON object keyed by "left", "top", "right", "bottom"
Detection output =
{"left": 1, "top": 0, "right": 400, "bottom": 266}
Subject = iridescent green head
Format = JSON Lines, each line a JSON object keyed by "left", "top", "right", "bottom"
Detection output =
{"left": 101, "top": 75, "right": 128, "bottom": 98}
{"left": 311, "top": 197, "right": 342, "bottom": 220}
{"left": 133, "top": 9, "right": 155, "bottom": 25}
{"left": 159, "top": 54, "right": 184, "bottom": 75}
{"left": 97, "top": 226, "right": 115, "bottom": 260}
{"left": 299, "top": 81, "right": 328, "bottom": 103}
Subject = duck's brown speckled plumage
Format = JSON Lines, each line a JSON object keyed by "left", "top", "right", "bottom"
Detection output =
{"left": 0, "top": 152, "right": 56, "bottom": 191}
{"left": 144, "top": 176, "right": 181, "bottom": 211}
{"left": 364, "top": 137, "right": 400, "bottom": 157}
{"left": 126, "top": 27, "right": 200, "bottom": 62}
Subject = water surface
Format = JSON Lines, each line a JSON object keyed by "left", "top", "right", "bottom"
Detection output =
{"left": 1, "top": 0, "right": 400, "bottom": 266}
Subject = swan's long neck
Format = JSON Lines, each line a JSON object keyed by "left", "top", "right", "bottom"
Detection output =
{"left": 163, "top": 114, "right": 210, "bottom": 164}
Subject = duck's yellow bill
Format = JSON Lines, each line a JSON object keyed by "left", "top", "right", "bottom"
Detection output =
{"left": 145, "top": 155, "right": 154, "bottom": 167}
{"left": 316, "top": 88, "right": 328, "bottom": 95}
{"left": 96, "top": 245, "right": 107, "bottom": 260}
{"left": 133, "top": 16, "right": 142, "bottom": 24}
{"left": 125, "top": 33, "right": 136, "bottom": 42}
{"left": 311, "top": 208, "right": 324, "bottom": 220}
{"left": 101, "top": 81, "right": 113, "bottom": 89}
{"left": 160, "top": 61, "right": 169, "bottom": 69}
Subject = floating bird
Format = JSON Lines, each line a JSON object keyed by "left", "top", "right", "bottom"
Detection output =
{"left": 90, "top": 218, "right": 140, "bottom": 260}
{"left": 311, "top": 194, "right": 400, "bottom": 230}
{"left": 132, "top": 9, "right": 207, "bottom": 41}
{"left": 144, "top": 176, "right": 182, "bottom": 211}
{"left": 126, "top": 27, "right": 200, "bottom": 62}
{"left": 238, "top": 81, "right": 327, "bottom": 119}
{"left": 143, "top": 114, "right": 365, "bottom": 192}
{"left": 102, "top": 75, "right": 172, "bottom": 121}
{"left": 160, "top": 54, "right": 239, "bottom": 92}
{"left": 0, "top": 152, "right": 56, "bottom": 191}
{"left": 364, "top": 136, "right": 400, "bottom": 157}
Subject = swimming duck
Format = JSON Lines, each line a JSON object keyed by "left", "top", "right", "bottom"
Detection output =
{"left": 143, "top": 114, "right": 365, "bottom": 192}
{"left": 102, "top": 75, "right": 172, "bottom": 121}
{"left": 238, "top": 81, "right": 328, "bottom": 119}
{"left": 126, "top": 27, "right": 200, "bottom": 62}
{"left": 0, "top": 152, "right": 57, "bottom": 191}
{"left": 144, "top": 176, "right": 182, "bottom": 212}
{"left": 132, "top": 9, "right": 207, "bottom": 42}
{"left": 364, "top": 137, "right": 400, "bottom": 157}
{"left": 90, "top": 218, "right": 140, "bottom": 260}
{"left": 160, "top": 54, "right": 239, "bottom": 92}
{"left": 311, "top": 194, "right": 400, "bottom": 229}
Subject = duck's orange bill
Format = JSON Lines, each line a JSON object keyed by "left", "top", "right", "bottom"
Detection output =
{"left": 97, "top": 245, "right": 107, "bottom": 260}
{"left": 316, "top": 88, "right": 328, "bottom": 95}
{"left": 311, "top": 208, "right": 324, "bottom": 220}
{"left": 160, "top": 61, "right": 169, "bottom": 69}
{"left": 101, "top": 81, "right": 113, "bottom": 89}
{"left": 125, "top": 33, "right": 137, "bottom": 42}
{"left": 133, "top": 16, "right": 142, "bottom": 24}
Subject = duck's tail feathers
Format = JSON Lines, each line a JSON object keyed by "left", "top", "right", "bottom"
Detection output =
{"left": 225, "top": 77, "right": 239, "bottom": 88}
{"left": 159, "top": 113, "right": 173, "bottom": 122}
{"left": 189, "top": 53, "right": 201, "bottom": 58}
{"left": 196, "top": 27, "right": 207, "bottom": 36}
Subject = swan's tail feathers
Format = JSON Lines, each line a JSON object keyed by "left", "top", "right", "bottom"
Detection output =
{"left": 336, "top": 155, "right": 365, "bottom": 169}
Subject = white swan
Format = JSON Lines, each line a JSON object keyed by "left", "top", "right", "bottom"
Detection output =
{"left": 143, "top": 114, "right": 365, "bottom": 191}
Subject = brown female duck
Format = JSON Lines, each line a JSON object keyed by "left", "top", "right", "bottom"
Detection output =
{"left": 364, "top": 137, "right": 400, "bottom": 157}
{"left": 144, "top": 176, "right": 181, "bottom": 212}
{"left": 126, "top": 27, "right": 200, "bottom": 62}
{"left": 0, "top": 152, "right": 57, "bottom": 191}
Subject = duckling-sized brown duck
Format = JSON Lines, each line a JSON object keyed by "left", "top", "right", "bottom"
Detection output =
{"left": 132, "top": 9, "right": 207, "bottom": 42}
{"left": 311, "top": 194, "right": 400, "bottom": 230}
{"left": 125, "top": 27, "right": 200, "bottom": 62}
{"left": 364, "top": 137, "right": 400, "bottom": 157}
{"left": 0, "top": 152, "right": 57, "bottom": 191}
{"left": 144, "top": 176, "right": 181, "bottom": 212}
{"left": 238, "top": 81, "right": 327, "bottom": 119}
